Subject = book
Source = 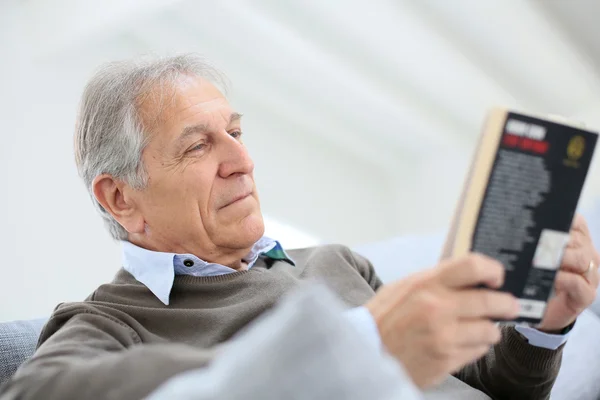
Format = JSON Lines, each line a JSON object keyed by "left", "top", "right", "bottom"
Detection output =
{"left": 442, "top": 107, "right": 598, "bottom": 325}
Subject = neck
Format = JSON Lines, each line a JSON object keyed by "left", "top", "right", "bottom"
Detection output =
{"left": 127, "top": 234, "right": 254, "bottom": 270}
{"left": 221, "top": 258, "right": 249, "bottom": 271}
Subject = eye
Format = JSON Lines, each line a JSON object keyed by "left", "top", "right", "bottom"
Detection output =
{"left": 187, "top": 143, "right": 206, "bottom": 153}
{"left": 229, "top": 130, "right": 243, "bottom": 139}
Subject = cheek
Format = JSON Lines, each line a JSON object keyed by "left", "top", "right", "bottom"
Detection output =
{"left": 143, "top": 155, "right": 217, "bottom": 221}
{"left": 184, "top": 171, "right": 215, "bottom": 214}
{"left": 252, "top": 190, "right": 261, "bottom": 206}
{"left": 196, "top": 189, "right": 213, "bottom": 218}
{"left": 143, "top": 172, "right": 203, "bottom": 214}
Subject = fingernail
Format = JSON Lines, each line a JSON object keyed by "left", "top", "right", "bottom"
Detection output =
{"left": 492, "top": 327, "right": 502, "bottom": 343}
{"left": 513, "top": 299, "right": 521, "bottom": 315}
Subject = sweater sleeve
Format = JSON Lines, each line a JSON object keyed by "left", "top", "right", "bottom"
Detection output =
{"left": 349, "top": 250, "right": 384, "bottom": 291}
{"left": 0, "top": 312, "right": 216, "bottom": 400}
{"left": 453, "top": 325, "right": 563, "bottom": 400}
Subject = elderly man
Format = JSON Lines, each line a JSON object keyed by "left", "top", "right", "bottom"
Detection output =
{"left": 2, "top": 54, "right": 598, "bottom": 400}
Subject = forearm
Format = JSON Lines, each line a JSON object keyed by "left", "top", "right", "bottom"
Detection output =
{"left": 1, "top": 343, "right": 215, "bottom": 400}
{"left": 454, "top": 326, "right": 563, "bottom": 400}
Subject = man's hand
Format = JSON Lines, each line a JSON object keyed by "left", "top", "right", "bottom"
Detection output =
{"left": 538, "top": 214, "right": 600, "bottom": 332}
{"left": 365, "top": 254, "right": 520, "bottom": 389}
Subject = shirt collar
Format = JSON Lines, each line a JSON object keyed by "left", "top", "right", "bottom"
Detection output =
{"left": 121, "top": 237, "right": 294, "bottom": 306}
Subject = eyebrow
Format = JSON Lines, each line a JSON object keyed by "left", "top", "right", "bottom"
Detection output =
{"left": 175, "top": 112, "right": 243, "bottom": 149}
{"left": 230, "top": 112, "right": 243, "bottom": 124}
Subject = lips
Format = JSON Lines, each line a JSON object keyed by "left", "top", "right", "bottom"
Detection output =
{"left": 221, "top": 191, "right": 252, "bottom": 209}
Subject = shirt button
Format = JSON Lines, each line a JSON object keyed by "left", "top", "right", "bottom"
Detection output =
{"left": 183, "top": 259, "right": 194, "bottom": 267}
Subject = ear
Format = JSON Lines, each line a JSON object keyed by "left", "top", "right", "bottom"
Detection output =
{"left": 92, "top": 174, "right": 145, "bottom": 235}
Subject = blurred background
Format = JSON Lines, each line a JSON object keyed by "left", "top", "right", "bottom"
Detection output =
{"left": 1, "top": 0, "right": 600, "bottom": 321}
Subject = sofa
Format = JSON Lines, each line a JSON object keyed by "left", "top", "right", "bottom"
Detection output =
{"left": 2, "top": 234, "right": 600, "bottom": 399}
{"left": 0, "top": 318, "right": 46, "bottom": 385}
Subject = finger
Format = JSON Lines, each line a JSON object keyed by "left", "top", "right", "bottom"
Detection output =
{"left": 439, "top": 254, "right": 505, "bottom": 289}
{"left": 571, "top": 214, "right": 591, "bottom": 236}
{"left": 453, "top": 290, "right": 520, "bottom": 320}
{"left": 561, "top": 247, "right": 594, "bottom": 276}
{"left": 454, "top": 320, "right": 501, "bottom": 347}
{"left": 566, "top": 230, "right": 585, "bottom": 249}
{"left": 555, "top": 270, "right": 596, "bottom": 308}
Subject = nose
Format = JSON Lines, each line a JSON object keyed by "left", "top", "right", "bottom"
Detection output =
{"left": 217, "top": 132, "right": 254, "bottom": 178}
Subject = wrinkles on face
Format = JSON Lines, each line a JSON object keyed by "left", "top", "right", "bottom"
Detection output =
{"left": 128, "top": 75, "right": 263, "bottom": 265}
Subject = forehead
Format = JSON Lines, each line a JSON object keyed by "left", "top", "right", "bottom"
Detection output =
{"left": 138, "top": 75, "right": 231, "bottom": 136}
{"left": 170, "top": 74, "right": 227, "bottom": 114}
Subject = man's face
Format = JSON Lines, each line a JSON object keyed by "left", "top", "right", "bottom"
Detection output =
{"left": 129, "top": 75, "right": 264, "bottom": 261}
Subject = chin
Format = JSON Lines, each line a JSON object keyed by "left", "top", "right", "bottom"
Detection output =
{"left": 217, "top": 212, "right": 264, "bottom": 249}
{"left": 213, "top": 203, "right": 265, "bottom": 248}
{"left": 242, "top": 212, "right": 265, "bottom": 243}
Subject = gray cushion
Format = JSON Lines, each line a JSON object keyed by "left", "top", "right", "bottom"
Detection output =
{"left": 0, "top": 319, "right": 47, "bottom": 385}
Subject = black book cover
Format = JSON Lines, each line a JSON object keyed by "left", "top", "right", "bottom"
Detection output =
{"left": 470, "top": 112, "right": 598, "bottom": 324}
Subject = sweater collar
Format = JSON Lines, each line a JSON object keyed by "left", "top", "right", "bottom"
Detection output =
{"left": 121, "top": 237, "right": 294, "bottom": 305}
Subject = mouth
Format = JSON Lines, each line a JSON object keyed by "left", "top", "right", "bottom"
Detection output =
{"left": 221, "top": 191, "right": 253, "bottom": 209}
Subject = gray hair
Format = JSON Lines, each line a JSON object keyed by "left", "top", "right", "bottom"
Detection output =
{"left": 74, "top": 53, "right": 228, "bottom": 240}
